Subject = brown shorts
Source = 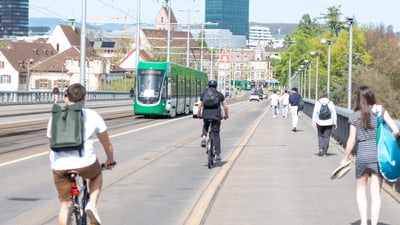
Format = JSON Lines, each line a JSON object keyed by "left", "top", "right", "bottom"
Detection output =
{"left": 52, "top": 159, "right": 102, "bottom": 201}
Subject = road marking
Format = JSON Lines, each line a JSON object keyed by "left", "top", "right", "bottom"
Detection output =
{"left": 0, "top": 152, "right": 48, "bottom": 167}
{"left": 0, "top": 116, "right": 186, "bottom": 168}
{"left": 184, "top": 107, "right": 268, "bottom": 225}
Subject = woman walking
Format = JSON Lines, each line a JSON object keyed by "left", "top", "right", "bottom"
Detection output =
{"left": 312, "top": 91, "right": 337, "bottom": 156}
{"left": 341, "top": 86, "right": 399, "bottom": 225}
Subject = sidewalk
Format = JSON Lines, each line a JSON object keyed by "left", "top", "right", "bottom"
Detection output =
{"left": 203, "top": 111, "right": 400, "bottom": 225}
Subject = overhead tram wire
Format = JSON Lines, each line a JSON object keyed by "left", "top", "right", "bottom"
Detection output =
{"left": 30, "top": 5, "right": 69, "bottom": 21}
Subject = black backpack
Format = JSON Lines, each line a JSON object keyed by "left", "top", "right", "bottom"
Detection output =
{"left": 202, "top": 88, "right": 220, "bottom": 108}
{"left": 318, "top": 101, "right": 331, "bottom": 120}
{"left": 297, "top": 95, "right": 304, "bottom": 111}
{"left": 50, "top": 101, "right": 84, "bottom": 156}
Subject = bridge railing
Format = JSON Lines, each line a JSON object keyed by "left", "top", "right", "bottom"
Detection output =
{"left": 302, "top": 99, "right": 400, "bottom": 192}
{"left": 0, "top": 91, "right": 130, "bottom": 105}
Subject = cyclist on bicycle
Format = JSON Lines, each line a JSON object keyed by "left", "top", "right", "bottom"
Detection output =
{"left": 47, "top": 83, "right": 116, "bottom": 225}
{"left": 197, "top": 80, "right": 229, "bottom": 161}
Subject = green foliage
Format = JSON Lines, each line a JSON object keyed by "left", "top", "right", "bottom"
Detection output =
{"left": 272, "top": 6, "right": 378, "bottom": 106}
{"left": 98, "top": 77, "right": 135, "bottom": 92}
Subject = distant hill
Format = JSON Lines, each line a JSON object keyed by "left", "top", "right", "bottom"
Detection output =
{"left": 29, "top": 17, "right": 126, "bottom": 31}
{"left": 29, "top": 18, "right": 298, "bottom": 37}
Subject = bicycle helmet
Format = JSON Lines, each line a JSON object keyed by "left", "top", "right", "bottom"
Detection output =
{"left": 208, "top": 80, "right": 218, "bottom": 88}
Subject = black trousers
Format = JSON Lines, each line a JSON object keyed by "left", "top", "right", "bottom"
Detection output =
{"left": 317, "top": 124, "right": 333, "bottom": 153}
{"left": 202, "top": 119, "right": 221, "bottom": 154}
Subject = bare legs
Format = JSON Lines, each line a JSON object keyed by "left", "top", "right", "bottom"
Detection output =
{"left": 356, "top": 174, "right": 383, "bottom": 225}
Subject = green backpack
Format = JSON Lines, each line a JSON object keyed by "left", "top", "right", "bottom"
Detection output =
{"left": 50, "top": 101, "right": 84, "bottom": 156}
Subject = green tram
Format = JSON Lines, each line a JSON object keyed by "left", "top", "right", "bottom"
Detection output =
{"left": 134, "top": 62, "right": 208, "bottom": 117}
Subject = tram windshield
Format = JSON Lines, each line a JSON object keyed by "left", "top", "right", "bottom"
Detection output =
{"left": 137, "top": 69, "right": 165, "bottom": 103}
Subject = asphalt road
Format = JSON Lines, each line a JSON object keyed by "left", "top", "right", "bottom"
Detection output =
{"left": 0, "top": 98, "right": 262, "bottom": 225}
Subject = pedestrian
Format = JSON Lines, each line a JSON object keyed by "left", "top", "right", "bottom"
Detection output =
{"left": 269, "top": 90, "right": 279, "bottom": 118}
{"left": 63, "top": 85, "right": 68, "bottom": 94}
{"left": 197, "top": 80, "right": 229, "bottom": 161}
{"left": 311, "top": 91, "right": 337, "bottom": 156}
{"left": 47, "top": 83, "right": 116, "bottom": 225}
{"left": 279, "top": 90, "right": 290, "bottom": 118}
{"left": 129, "top": 87, "right": 134, "bottom": 100}
{"left": 340, "top": 86, "right": 399, "bottom": 225}
{"left": 288, "top": 87, "right": 300, "bottom": 131}
{"left": 52, "top": 86, "right": 60, "bottom": 103}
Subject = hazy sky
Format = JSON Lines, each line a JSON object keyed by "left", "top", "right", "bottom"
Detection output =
{"left": 30, "top": 0, "right": 399, "bottom": 32}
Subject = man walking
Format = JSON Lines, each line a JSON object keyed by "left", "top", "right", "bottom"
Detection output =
{"left": 289, "top": 87, "right": 300, "bottom": 131}
{"left": 52, "top": 86, "right": 60, "bottom": 103}
{"left": 279, "top": 90, "right": 290, "bottom": 118}
{"left": 269, "top": 90, "right": 279, "bottom": 118}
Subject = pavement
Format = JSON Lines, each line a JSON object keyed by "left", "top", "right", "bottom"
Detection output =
{"left": 201, "top": 109, "right": 400, "bottom": 225}
{"left": 2, "top": 98, "right": 400, "bottom": 225}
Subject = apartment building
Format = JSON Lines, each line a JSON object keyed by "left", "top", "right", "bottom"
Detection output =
{"left": 0, "top": 0, "right": 29, "bottom": 38}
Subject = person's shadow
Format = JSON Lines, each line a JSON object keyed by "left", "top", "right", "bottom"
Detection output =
{"left": 350, "top": 220, "right": 391, "bottom": 225}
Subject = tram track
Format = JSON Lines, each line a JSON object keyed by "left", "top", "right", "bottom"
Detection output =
{"left": 0, "top": 109, "right": 155, "bottom": 158}
{"left": 0, "top": 93, "right": 250, "bottom": 161}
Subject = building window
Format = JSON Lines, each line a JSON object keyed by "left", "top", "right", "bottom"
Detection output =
{"left": 0, "top": 75, "right": 11, "bottom": 84}
{"left": 0, "top": 61, "right": 4, "bottom": 69}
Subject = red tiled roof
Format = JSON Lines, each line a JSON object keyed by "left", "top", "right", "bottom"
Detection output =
{"left": 142, "top": 28, "right": 199, "bottom": 49}
{"left": 1, "top": 42, "right": 56, "bottom": 73}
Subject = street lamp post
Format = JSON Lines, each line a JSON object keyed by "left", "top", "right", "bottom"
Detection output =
{"left": 179, "top": 9, "right": 199, "bottom": 67}
{"left": 320, "top": 39, "right": 333, "bottom": 96}
{"left": 338, "top": 16, "right": 354, "bottom": 109}
{"left": 304, "top": 59, "right": 311, "bottom": 99}
{"left": 310, "top": 51, "right": 319, "bottom": 100}
{"left": 80, "top": 0, "right": 87, "bottom": 86}
{"left": 136, "top": 0, "right": 141, "bottom": 64}
{"left": 26, "top": 58, "right": 34, "bottom": 90}
{"left": 200, "top": 22, "right": 218, "bottom": 71}
{"left": 288, "top": 53, "right": 292, "bottom": 89}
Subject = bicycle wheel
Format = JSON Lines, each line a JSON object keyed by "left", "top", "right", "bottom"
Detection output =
{"left": 207, "top": 139, "right": 214, "bottom": 169}
{"left": 66, "top": 201, "right": 81, "bottom": 225}
{"left": 80, "top": 185, "right": 89, "bottom": 225}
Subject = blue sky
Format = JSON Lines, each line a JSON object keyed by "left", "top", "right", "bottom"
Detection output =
{"left": 30, "top": 0, "right": 400, "bottom": 32}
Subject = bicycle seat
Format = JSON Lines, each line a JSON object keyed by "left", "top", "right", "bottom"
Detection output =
{"left": 66, "top": 170, "right": 80, "bottom": 175}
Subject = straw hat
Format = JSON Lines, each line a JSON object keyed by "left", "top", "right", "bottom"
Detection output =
{"left": 330, "top": 160, "right": 352, "bottom": 179}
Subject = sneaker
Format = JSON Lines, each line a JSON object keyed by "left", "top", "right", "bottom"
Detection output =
{"left": 292, "top": 127, "right": 297, "bottom": 132}
{"left": 85, "top": 203, "right": 102, "bottom": 225}
{"left": 215, "top": 154, "right": 222, "bottom": 161}
{"left": 318, "top": 148, "right": 324, "bottom": 157}
{"left": 201, "top": 139, "right": 206, "bottom": 148}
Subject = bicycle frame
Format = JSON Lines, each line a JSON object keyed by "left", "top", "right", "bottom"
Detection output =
{"left": 66, "top": 172, "right": 89, "bottom": 225}
{"left": 207, "top": 120, "right": 216, "bottom": 169}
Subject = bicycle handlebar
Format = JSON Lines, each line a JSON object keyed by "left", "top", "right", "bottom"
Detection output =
{"left": 101, "top": 162, "right": 116, "bottom": 170}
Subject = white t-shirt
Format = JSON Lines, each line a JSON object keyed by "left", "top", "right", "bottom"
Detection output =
{"left": 270, "top": 93, "right": 280, "bottom": 106}
{"left": 280, "top": 93, "right": 290, "bottom": 105}
{"left": 47, "top": 108, "right": 107, "bottom": 170}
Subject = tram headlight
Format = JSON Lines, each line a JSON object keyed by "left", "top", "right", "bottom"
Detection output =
{"left": 165, "top": 100, "right": 171, "bottom": 111}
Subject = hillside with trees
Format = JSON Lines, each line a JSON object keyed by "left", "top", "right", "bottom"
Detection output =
{"left": 272, "top": 6, "right": 400, "bottom": 119}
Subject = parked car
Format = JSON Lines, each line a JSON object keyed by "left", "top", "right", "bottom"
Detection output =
{"left": 193, "top": 100, "right": 200, "bottom": 118}
{"left": 249, "top": 93, "right": 260, "bottom": 102}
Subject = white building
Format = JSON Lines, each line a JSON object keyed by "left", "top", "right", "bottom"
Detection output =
{"left": 248, "top": 26, "right": 274, "bottom": 48}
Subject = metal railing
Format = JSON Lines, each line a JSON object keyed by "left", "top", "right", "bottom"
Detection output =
{"left": 0, "top": 91, "right": 130, "bottom": 105}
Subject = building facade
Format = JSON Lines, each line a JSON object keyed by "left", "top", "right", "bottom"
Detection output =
{"left": 248, "top": 26, "right": 274, "bottom": 48}
{"left": 205, "top": 0, "right": 249, "bottom": 39}
{"left": 0, "top": 0, "right": 29, "bottom": 38}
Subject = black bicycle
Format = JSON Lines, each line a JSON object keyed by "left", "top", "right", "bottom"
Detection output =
{"left": 66, "top": 164, "right": 111, "bottom": 225}
{"left": 66, "top": 170, "right": 89, "bottom": 225}
{"left": 205, "top": 119, "right": 219, "bottom": 169}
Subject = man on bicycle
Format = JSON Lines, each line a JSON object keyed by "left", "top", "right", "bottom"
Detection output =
{"left": 47, "top": 83, "right": 116, "bottom": 225}
{"left": 197, "top": 80, "right": 229, "bottom": 161}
